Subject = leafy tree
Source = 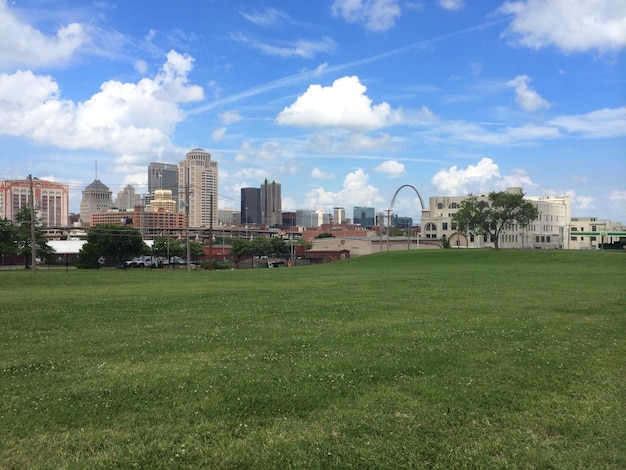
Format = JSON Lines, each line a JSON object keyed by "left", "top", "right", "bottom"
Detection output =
{"left": 269, "top": 236, "right": 288, "bottom": 255}
{"left": 14, "top": 207, "right": 53, "bottom": 268}
{"left": 189, "top": 240, "right": 204, "bottom": 262}
{"left": 152, "top": 236, "right": 183, "bottom": 259}
{"left": 250, "top": 236, "right": 273, "bottom": 256}
{"left": 0, "top": 218, "right": 17, "bottom": 262}
{"left": 230, "top": 238, "right": 251, "bottom": 257}
{"left": 77, "top": 224, "right": 144, "bottom": 268}
{"left": 315, "top": 232, "right": 334, "bottom": 239}
{"left": 453, "top": 191, "right": 539, "bottom": 249}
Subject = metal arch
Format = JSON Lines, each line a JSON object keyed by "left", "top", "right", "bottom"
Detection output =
{"left": 385, "top": 184, "right": 426, "bottom": 251}
{"left": 388, "top": 184, "right": 425, "bottom": 212}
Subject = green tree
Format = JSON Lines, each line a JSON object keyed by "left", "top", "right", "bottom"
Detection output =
{"left": 0, "top": 218, "right": 17, "bottom": 263}
{"left": 14, "top": 208, "right": 53, "bottom": 268}
{"left": 249, "top": 236, "right": 273, "bottom": 256}
{"left": 315, "top": 232, "right": 334, "bottom": 239}
{"left": 152, "top": 236, "right": 183, "bottom": 259}
{"left": 453, "top": 191, "right": 539, "bottom": 249}
{"left": 229, "top": 238, "right": 250, "bottom": 257}
{"left": 76, "top": 224, "right": 144, "bottom": 268}
{"left": 269, "top": 236, "right": 288, "bottom": 255}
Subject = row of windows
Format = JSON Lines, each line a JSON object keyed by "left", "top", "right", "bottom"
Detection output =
{"left": 436, "top": 202, "right": 458, "bottom": 210}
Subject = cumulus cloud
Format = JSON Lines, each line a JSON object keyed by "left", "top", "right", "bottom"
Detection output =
{"left": 276, "top": 76, "right": 402, "bottom": 131}
{"left": 0, "top": 1, "right": 87, "bottom": 69}
{"left": 507, "top": 75, "right": 550, "bottom": 111}
{"left": 374, "top": 160, "right": 406, "bottom": 177}
{"left": 311, "top": 167, "right": 336, "bottom": 179}
{"left": 331, "top": 0, "right": 401, "bottom": 32}
{"left": 431, "top": 157, "right": 536, "bottom": 195}
{"left": 608, "top": 190, "right": 626, "bottom": 202}
{"left": 0, "top": 50, "right": 203, "bottom": 159}
{"left": 306, "top": 168, "right": 385, "bottom": 211}
{"left": 500, "top": 0, "right": 626, "bottom": 53}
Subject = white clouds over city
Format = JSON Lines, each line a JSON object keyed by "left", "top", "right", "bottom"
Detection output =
{"left": 500, "top": 0, "right": 626, "bottom": 53}
{"left": 331, "top": 0, "right": 401, "bottom": 32}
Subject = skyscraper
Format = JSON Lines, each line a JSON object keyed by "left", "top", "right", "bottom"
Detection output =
{"left": 148, "top": 162, "right": 178, "bottom": 206}
{"left": 80, "top": 179, "right": 112, "bottom": 227}
{"left": 353, "top": 206, "right": 375, "bottom": 229}
{"left": 114, "top": 184, "right": 141, "bottom": 210}
{"left": 261, "top": 178, "right": 281, "bottom": 227}
{"left": 179, "top": 148, "right": 218, "bottom": 228}
{"left": 241, "top": 187, "right": 261, "bottom": 225}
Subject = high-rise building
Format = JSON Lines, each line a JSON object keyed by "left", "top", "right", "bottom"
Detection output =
{"left": 80, "top": 179, "right": 112, "bottom": 227}
{"left": 179, "top": 148, "right": 218, "bottom": 228}
{"left": 0, "top": 178, "right": 69, "bottom": 227}
{"left": 146, "top": 189, "right": 176, "bottom": 213}
{"left": 353, "top": 206, "right": 376, "bottom": 228}
{"left": 261, "top": 178, "right": 281, "bottom": 227}
{"left": 114, "top": 184, "right": 141, "bottom": 210}
{"left": 333, "top": 207, "right": 346, "bottom": 225}
{"left": 148, "top": 162, "right": 178, "bottom": 205}
{"left": 241, "top": 187, "right": 261, "bottom": 225}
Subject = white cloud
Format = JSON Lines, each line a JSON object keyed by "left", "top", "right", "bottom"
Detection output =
{"left": 234, "top": 140, "right": 286, "bottom": 163}
{"left": 500, "top": 0, "right": 626, "bottom": 53}
{"left": 507, "top": 75, "right": 550, "bottom": 111}
{"left": 0, "top": 50, "right": 203, "bottom": 160}
{"left": 431, "top": 157, "right": 501, "bottom": 195}
{"left": 0, "top": 1, "right": 87, "bottom": 69}
{"left": 276, "top": 76, "right": 401, "bottom": 131}
{"left": 211, "top": 127, "right": 227, "bottom": 141}
{"left": 311, "top": 167, "right": 336, "bottom": 180}
{"left": 608, "top": 190, "right": 626, "bottom": 202}
{"left": 374, "top": 160, "right": 406, "bottom": 178}
{"left": 241, "top": 7, "right": 291, "bottom": 26}
{"left": 305, "top": 169, "right": 385, "bottom": 211}
{"left": 439, "top": 0, "right": 464, "bottom": 11}
{"left": 331, "top": 0, "right": 401, "bottom": 32}
{"left": 220, "top": 110, "right": 243, "bottom": 124}
{"left": 232, "top": 33, "right": 336, "bottom": 59}
{"left": 549, "top": 107, "right": 626, "bottom": 138}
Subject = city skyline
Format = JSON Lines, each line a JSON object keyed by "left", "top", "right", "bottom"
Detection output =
{"left": 0, "top": 1, "right": 624, "bottom": 223}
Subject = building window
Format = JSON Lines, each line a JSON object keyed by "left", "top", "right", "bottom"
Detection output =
{"left": 442, "top": 222, "right": 448, "bottom": 230}
{"left": 571, "top": 236, "right": 577, "bottom": 241}
{"left": 437, "top": 202, "right": 443, "bottom": 209}
{"left": 536, "top": 236, "right": 540, "bottom": 242}
{"left": 546, "top": 236, "right": 551, "bottom": 243}
{"left": 449, "top": 202, "right": 458, "bottom": 209}
{"left": 592, "top": 225, "right": 597, "bottom": 231}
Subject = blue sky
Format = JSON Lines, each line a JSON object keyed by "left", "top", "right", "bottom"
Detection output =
{"left": 0, "top": 0, "right": 625, "bottom": 222}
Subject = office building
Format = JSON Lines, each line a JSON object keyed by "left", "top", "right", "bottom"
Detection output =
{"left": 261, "top": 179, "right": 282, "bottom": 227}
{"left": 179, "top": 148, "right": 218, "bottom": 228}
{"left": 114, "top": 184, "right": 141, "bottom": 210}
{"left": 241, "top": 187, "right": 261, "bottom": 225}
{"left": 148, "top": 162, "right": 179, "bottom": 206}
{"left": 80, "top": 179, "right": 112, "bottom": 227}
{"left": 353, "top": 206, "right": 376, "bottom": 229}
{"left": 0, "top": 178, "right": 69, "bottom": 227}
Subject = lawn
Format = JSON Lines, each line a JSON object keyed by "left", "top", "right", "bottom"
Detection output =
{"left": 1, "top": 250, "right": 624, "bottom": 469}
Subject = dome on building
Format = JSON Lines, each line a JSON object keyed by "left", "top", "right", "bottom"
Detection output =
{"left": 84, "top": 179, "right": 110, "bottom": 192}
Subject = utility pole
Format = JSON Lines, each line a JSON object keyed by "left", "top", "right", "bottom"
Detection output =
{"left": 185, "top": 167, "right": 191, "bottom": 271}
{"left": 208, "top": 193, "right": 214, "bottom": 271}
{"left": 28, "top": 175, "right": 37, "bottom": 273}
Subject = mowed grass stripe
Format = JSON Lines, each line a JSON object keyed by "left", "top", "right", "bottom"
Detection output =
{"left": 1, "top": 250, "right": 624, "bottom": 468}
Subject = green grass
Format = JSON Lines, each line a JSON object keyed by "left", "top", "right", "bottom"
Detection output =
{"left": 1, "top": 250, "right": 625, "bottom": 469}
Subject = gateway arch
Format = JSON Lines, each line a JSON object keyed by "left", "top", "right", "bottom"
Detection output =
{"left": 385, "top": 184, "right": 426, "bottom": 250}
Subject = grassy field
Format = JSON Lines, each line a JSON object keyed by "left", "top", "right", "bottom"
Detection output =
{"left": 1, "top": 250, "right": 624, "bottom": 469}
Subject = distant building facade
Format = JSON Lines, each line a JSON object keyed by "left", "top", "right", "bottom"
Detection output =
{"left": 570, "top": 218, "right": 624, "bottom": 250}
{"left": 421, "top": 187, "right": 571, "bottom": 249}
{"left": 261, "top": 179, "right": 282, "bottom": 227}
{"left": 114, "top": 184, "right": 141, "bottom": 210}
{"left": 0, "top": 178, "right": 69, "bottom": 227}
{"left": 241, "top": 187, "right": 261, "bottom": 225}
{"left": 353, "top": 206, "right": 376, "bottom": 228}
{"left": 148, "top": 162, "right": 179, "bottom": 207}
{"left": 80, "top": 179, "right": 112, "bottom": 227}
{"left": 179, "top": 148, "right": 218, "bottom": 228}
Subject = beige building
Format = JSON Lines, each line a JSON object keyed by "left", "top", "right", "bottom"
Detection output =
{"left": 146, "top": 189, "right": 176, "bottom": 213}
{"left": 80, "top": 179, "right": 113, "bottom": 227}
{"left": 420, "top": 187, "right": 571, "bottom": 249}
{"left": 179, "top": 148, "right": 218, "bottom": 228}
{"left": 0, "top": 178, "right": 69, "bottom": 228}
{"left": 569, "top": 218, "right": 624, "bottom": 250}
